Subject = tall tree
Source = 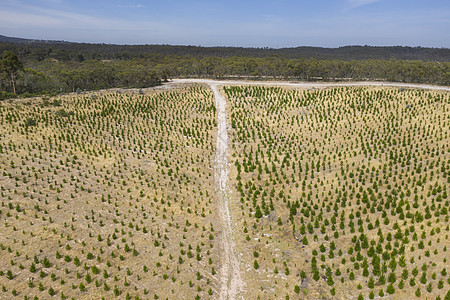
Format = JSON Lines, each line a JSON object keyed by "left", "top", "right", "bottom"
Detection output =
{"left": 1, "top": 51, "right": 23, "bottom": 94}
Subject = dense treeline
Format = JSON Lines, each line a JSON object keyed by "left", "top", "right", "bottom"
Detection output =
{"left": 0, "top": 51, "right": 161, "bottom": 99}
{"left": 1, "top": 36, "right": 449, "bottom": 61}
{"left": 0, "top": 40, "right": 449, "bottom": 98}
{"left": 156, "top": 56, "right": 449, "bottom": 83}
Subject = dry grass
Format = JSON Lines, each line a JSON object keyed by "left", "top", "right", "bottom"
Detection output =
{"left": 0, "top": 84, "right": 448, "bottom": 300}
{"left": 0, "top": 85, "right": 221, "bottom": 299}
{"left": 224, "top": 85, "right": 449, "bottom": 299}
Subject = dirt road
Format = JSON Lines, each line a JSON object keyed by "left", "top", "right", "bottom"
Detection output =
{"left": 209, "top": 83, "right": 244, "bottom": 300}
{"left": 171, "top": 78, "right": 450, "bottom": 91}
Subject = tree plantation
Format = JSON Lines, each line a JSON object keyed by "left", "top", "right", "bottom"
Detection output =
{"left": 225, "top": 85, "right": 449, "bottom": 299}
{"left": 0, "top": 82, "right": 448, "bottom": 299}
{"left": 0, "top": 85, "right": 221, "bottom": 299}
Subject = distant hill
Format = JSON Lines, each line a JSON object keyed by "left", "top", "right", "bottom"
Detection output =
{"left": 0, "top": 34, "right": 449, "bottom": 61}
{"left": 0, "top": 34, "right": 67, "bottom": 44}
{"left": 275, "top": 45, "right": 450, "bottom": 61}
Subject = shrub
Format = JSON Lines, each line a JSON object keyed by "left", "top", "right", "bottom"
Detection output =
{"left": 253, "top": 260, "right": 259, "bottom": 269}
{"left": 415, "top": 288, "right": 421, "bottom": 297}
{"left": 386, "top": 283, "right": 395, "bottom": 294}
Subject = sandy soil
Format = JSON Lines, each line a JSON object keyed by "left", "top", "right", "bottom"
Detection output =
{"left": 210, "top": 83, "right": 244, "bottom": 300}
{"left": 170, "top": 78, "right": 450, "bottom": 91}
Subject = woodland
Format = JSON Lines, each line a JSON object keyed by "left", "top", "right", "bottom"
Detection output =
{"left": 0, "top": 39, "right": 449, "bottom": 99}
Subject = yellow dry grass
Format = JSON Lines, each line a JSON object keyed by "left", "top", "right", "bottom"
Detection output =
{"left": 224, "top": 85, "right": 449, "bottom": 299}
{"left": 0, "top": 85, "right": 221, "bottom": 299}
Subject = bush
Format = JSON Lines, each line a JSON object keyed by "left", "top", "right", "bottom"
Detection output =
{"left": 0, "top": 91, "right": 16, "bottom": 100}
{"left": 386, "top": 283, "right": 395, "bottom": 294}
{"left": 415, "top": 288, "right": 421, "bottom": 297}
{"left": 6, "top": 270, "right": 13, "bottom": 280}
{"left": 24, "top": 118, "right": 37, "bottom": 128}
{"left": 253, "top": 260, "right": 259, "bottom": 269}
{"left": 55, "top": 109, "right": 73, "bottom": 117}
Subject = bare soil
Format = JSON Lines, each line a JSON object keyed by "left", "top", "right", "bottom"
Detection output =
{"left": 210, "top": 83, "right": 244, "bottom": 300}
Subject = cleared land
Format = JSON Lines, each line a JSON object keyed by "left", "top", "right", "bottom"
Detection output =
{"left": 0, "top": 80, "right": 449, "bottom": 300}
{"left": 223, "top": 84, "right": 449, "bottom": 299}
{"left": 0, "top": 85, "right": 222, "bottom": 299}
{"left": 211, "top": 83, "right": 244, "bottom": 300}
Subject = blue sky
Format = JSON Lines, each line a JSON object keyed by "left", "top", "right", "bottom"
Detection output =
{"left": 1, "top": 0, "right": 449, "bottom": 47}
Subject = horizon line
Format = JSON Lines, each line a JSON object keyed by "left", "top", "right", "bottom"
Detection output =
{"left": 1, "top": 34, "right": 449, "bottom": 50}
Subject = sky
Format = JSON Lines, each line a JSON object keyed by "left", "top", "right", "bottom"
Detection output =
{"left": 1, "top": 0, "right": 449, "bottom": 48}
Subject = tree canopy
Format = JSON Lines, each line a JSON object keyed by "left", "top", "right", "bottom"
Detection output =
{"left": 0, "top": 40, "right": 449, "bottom": 98}
{"left": 1, "top": 50, "right": 23, "bottom": 94}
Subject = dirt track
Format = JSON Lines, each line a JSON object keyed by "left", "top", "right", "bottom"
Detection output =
{"left": 210, "top": 83, "right": 244, "bottom": 300}
{"left": 171, "top": 78, "right": 450, "bottom": 91}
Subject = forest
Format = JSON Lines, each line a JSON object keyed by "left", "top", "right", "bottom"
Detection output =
{"left": 0, "top": 37, "right": 449, "bottom": 99}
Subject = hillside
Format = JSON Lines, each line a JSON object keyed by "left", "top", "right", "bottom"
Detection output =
{"left": 1, "top": 35, "right": 449, "bottom": 61}
{"left": 0, "top": 35, "right": 67, "bottom": 45}
{"left": 0, "top": 81, "right": 448, "bottom": 299}
{"left": 0, "top": 35, "right": 449, "bottom": 99}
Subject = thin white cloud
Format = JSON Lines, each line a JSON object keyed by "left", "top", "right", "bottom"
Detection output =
{"left": 0, "top": 10, "right": 64, "bottom": 28}
{"left": 1, "top": 0, "right": 448, "bottom": 47}
{"left": 346, "top": 0, "right": 381, "bottom": 9}
{"left": 115, "top": 4, "right": 144, "bottom": 9}
{"left": 0, "top": 2, "right": 185, "bottom": 44}
{"left": 262, "top": 14, "right": 283, "bottom": 23}
{"left": 43, "top": 0, "right": 64, "bottom": 3}
{"left": 1, "top": 3, "right": 161, "bottom": 31}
